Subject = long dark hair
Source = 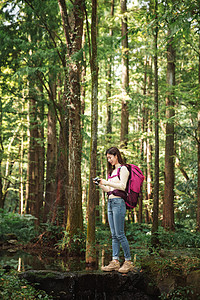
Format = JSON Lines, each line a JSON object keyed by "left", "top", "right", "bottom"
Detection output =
{"left": 106, "top": 147, "right": 124, "bottom": 175}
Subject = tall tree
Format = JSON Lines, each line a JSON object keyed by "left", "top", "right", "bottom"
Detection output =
{"left": 43, "top": 76, "right": 57, "bottom": 223}
{"left": 106, "top": 0, "right": 114, "bottom": 139}
{"left": 163, "top": 30, "right": 175, "bottom": 231}
{"left": 26, "top": 81, "right": 44, "bottom": 224}
{"left": 52, "top": 77, "right": 69, "bottom": 226}
{"left": 120, "top": 0, "right": 129, "bottom": 147}
{"left": 86, "top": 0, "right": 98, "bottom": 264}
{"left": 58, "top": 0, "right": 84, "bottom": 237}
{"left": 197, "top": 33, "right": 200, "bottom": 230}
{"left": 36, "top": 84, "right": 45, "bottom": 222}
{"left": 151, "top": 0, "right": 160, "bottom": 247}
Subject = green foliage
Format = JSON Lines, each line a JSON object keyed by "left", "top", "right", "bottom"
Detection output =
{"left": 144, "top": 252, "right": 200, "bottom": 277}
{"left": 96, "top": 222, "right": 200, "bottom": 257}
{"left": 156, "top": 226, "right": 200, "bottom": 249}
{"left": 126, "top": 223, "right": 151, "bottom": 244}
{"left": 0, "top": 270, "right": 52, "bottom": 300}
{"left": 159, "top": 286, "right": 195, "bottom": 300}
{"left": 0, "top": 0, "right": 199, "bottom": 245}
{"left": 95, "top": 222, "right": 151, "bottom": 262}
{"left": 57, "top": 228, "right": 86, "bottom": 254}
{"left": 0, "top": 210, "right": 37, "bottom": 242}
{"left": 40, "top": 222, "right": 63, "bottom": 240}
{"left": 95, "top": 224, "right": 113, "bottom": 256}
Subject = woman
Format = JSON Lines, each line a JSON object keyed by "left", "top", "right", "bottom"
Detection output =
{"left": 97, "top": 147, "right": 134, "bottom": 273}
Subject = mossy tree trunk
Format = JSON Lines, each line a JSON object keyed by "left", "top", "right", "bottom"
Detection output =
{"left": 58, "top": 0, "right": 84, "bottom": 238}
{"left": 86, "top": 0, "right": 98, "bottom": 264}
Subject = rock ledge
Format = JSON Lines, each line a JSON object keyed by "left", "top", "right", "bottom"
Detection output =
{"left": 19, "top": 269, "right": 160, "bottom": 300}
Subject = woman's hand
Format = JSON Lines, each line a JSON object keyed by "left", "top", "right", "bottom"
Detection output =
{"left": 98, "top": 178, "right": 102, "bottom": 185}
{"left": 99, "top": 178, "right": 107, "bottom": 185}
{"left": 98, "top": 178, "right": 110, "bottom": 193}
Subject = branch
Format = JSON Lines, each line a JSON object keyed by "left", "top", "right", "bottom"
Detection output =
{"left": 84, "top": 1, "right": 92, "bottom": 68}
{"left": 175, "top": 121, "right": 199, "bottom": 144}
{"left": 175, "top": 151, "right": 189, "bottom": 181}
{"left": 36, "top": 71, "right": 62, "bottom": 129}
{"left": 183, "top": 37, "right": 199, "bottom": 56}
{"left": 57, "top": 0, "right": 72, "bottom": 49}
{"left": 23, "top": 0, "right": 66, "bottom": 67}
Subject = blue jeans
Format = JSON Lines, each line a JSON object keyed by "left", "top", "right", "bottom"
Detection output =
{"left": 107, "top": 197, "right": 131, "bottom": 261}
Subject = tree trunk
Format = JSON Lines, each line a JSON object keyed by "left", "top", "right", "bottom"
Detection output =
{"left": 163, "top": 32, "right": 175, "bottom": 231}
{"left": 197, "top": 34, "right": 200, "bottom": 230}
{"left": 81, "top": 29, "right": 86, "bottom": 132}
{"left": 139, "top": 59, "right": 148, "bottom": 224}
{"left": 44, "top": 79, "right": 57, "bottom": 223}
{"left": 26, "top": 92, "right": 42, "bottom": 224}
{"left": 36, "top": 85, "right": 45, "bottom": 224}
{"left": 58, "top": 0, "right": 84, "bottom": 237}
{"left": 197, "top": 110, "right": 200, "bottom": 229}
{"left": 26, "top": 81, "right": 45, "bottom": 225}
{"left": 120, "top": 0, "right": 129, "bottom": 147}
{"left": 25, "top": 33, "right": 45, "bottom": 224}
{"left": 106, "top": 0, "right": 114, "bottom": 138}
{"left": 147, "top": 61, "right": 153, "bottom": 205}
{"left": 19, "top": 133, "right": 24, "bottom": 215}
{"left": 26, "top": 92, "right": 38, "bottom": 216}
{"left": 52, "top": 78, "right": 69, "bottom": 226}
{"left": 66, "top": 23, "right": 83, "bottom": 234}
{"left": 86, "top": 0, "right": 98, "bottom": 264}
{"left": 151, "top": 0, "right": 160, "bottom": 247}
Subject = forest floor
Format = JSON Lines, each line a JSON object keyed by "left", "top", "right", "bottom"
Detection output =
{"left": 1, "top": 215, "right": 200, "bottom": 299}
{"left": 1, "top": 235, "right": 200, "bottom": 299}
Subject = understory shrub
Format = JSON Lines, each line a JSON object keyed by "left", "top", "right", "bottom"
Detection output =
{"left": 157, "top": 226, "right": 200, "bottom": 249}
{"left": 0, "top": 270, "right": 52, "bottom": 299}
{"left": 0, "top": 210, "right": 37, "bottom": 242}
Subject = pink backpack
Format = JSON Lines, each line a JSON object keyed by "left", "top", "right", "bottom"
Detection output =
{"left": 117, "top": 164, "right": 144, "bottom": 209}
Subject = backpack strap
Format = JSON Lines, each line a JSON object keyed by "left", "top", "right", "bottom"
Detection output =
{"left": 117, "top": 166, "right": 121, "bottom": 178}
{"left": 108, "top": 166, "right": 122, "bottom": 179}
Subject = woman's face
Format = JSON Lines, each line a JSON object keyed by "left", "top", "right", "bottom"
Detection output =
{"left": 107, "top": 153, "right": 119, "bottom": 166}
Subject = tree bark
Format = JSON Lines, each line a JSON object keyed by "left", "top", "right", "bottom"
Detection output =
{"left": 120, "top": 0, "right": 129, "bottom": 147}
{"left": 26, "top": 85, "right": 44, "bottom": 225}
{"left": 106, "top": 0, "right": 114, "bottom": 138}
{"left": 147, "top": 61, "right": 153, "bottom": 205}
{"left": 197, "top": 110, "right": 200, "bottom": 229}
{"left": 19, "top": 133, "right": 24, "bottom": 215}
{"left": 81, "top": 29, "right": 86, "bottom": 132}
{"left": 163, "top": 32, "right": 175, "bottom": 231}
{"left": 58, "top": 0, "right": 84, "bottom": 237}
{"left": 86, "top": 0, "right": 98, "bottom": 264}
{"left": 52, "top": 78, "right": 69, "bottom": 226}
{"left": 36, "top": 84, "right": 45, "bottom": 223}
{"left": 151, "top": 0, "right": 160, "bottom": 247}
{"left": 197, "top": 34, "right": 200, "bottom": 230}
{"left": 43, "top": 78, "right": 57, "bottom": 223}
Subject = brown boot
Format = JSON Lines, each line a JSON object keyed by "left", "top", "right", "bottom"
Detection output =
{"left": 101, "top": 260, "right": 120, "bottom": 272}
{"left": 118, "top": 260, "right": 134, "bottom": 273}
